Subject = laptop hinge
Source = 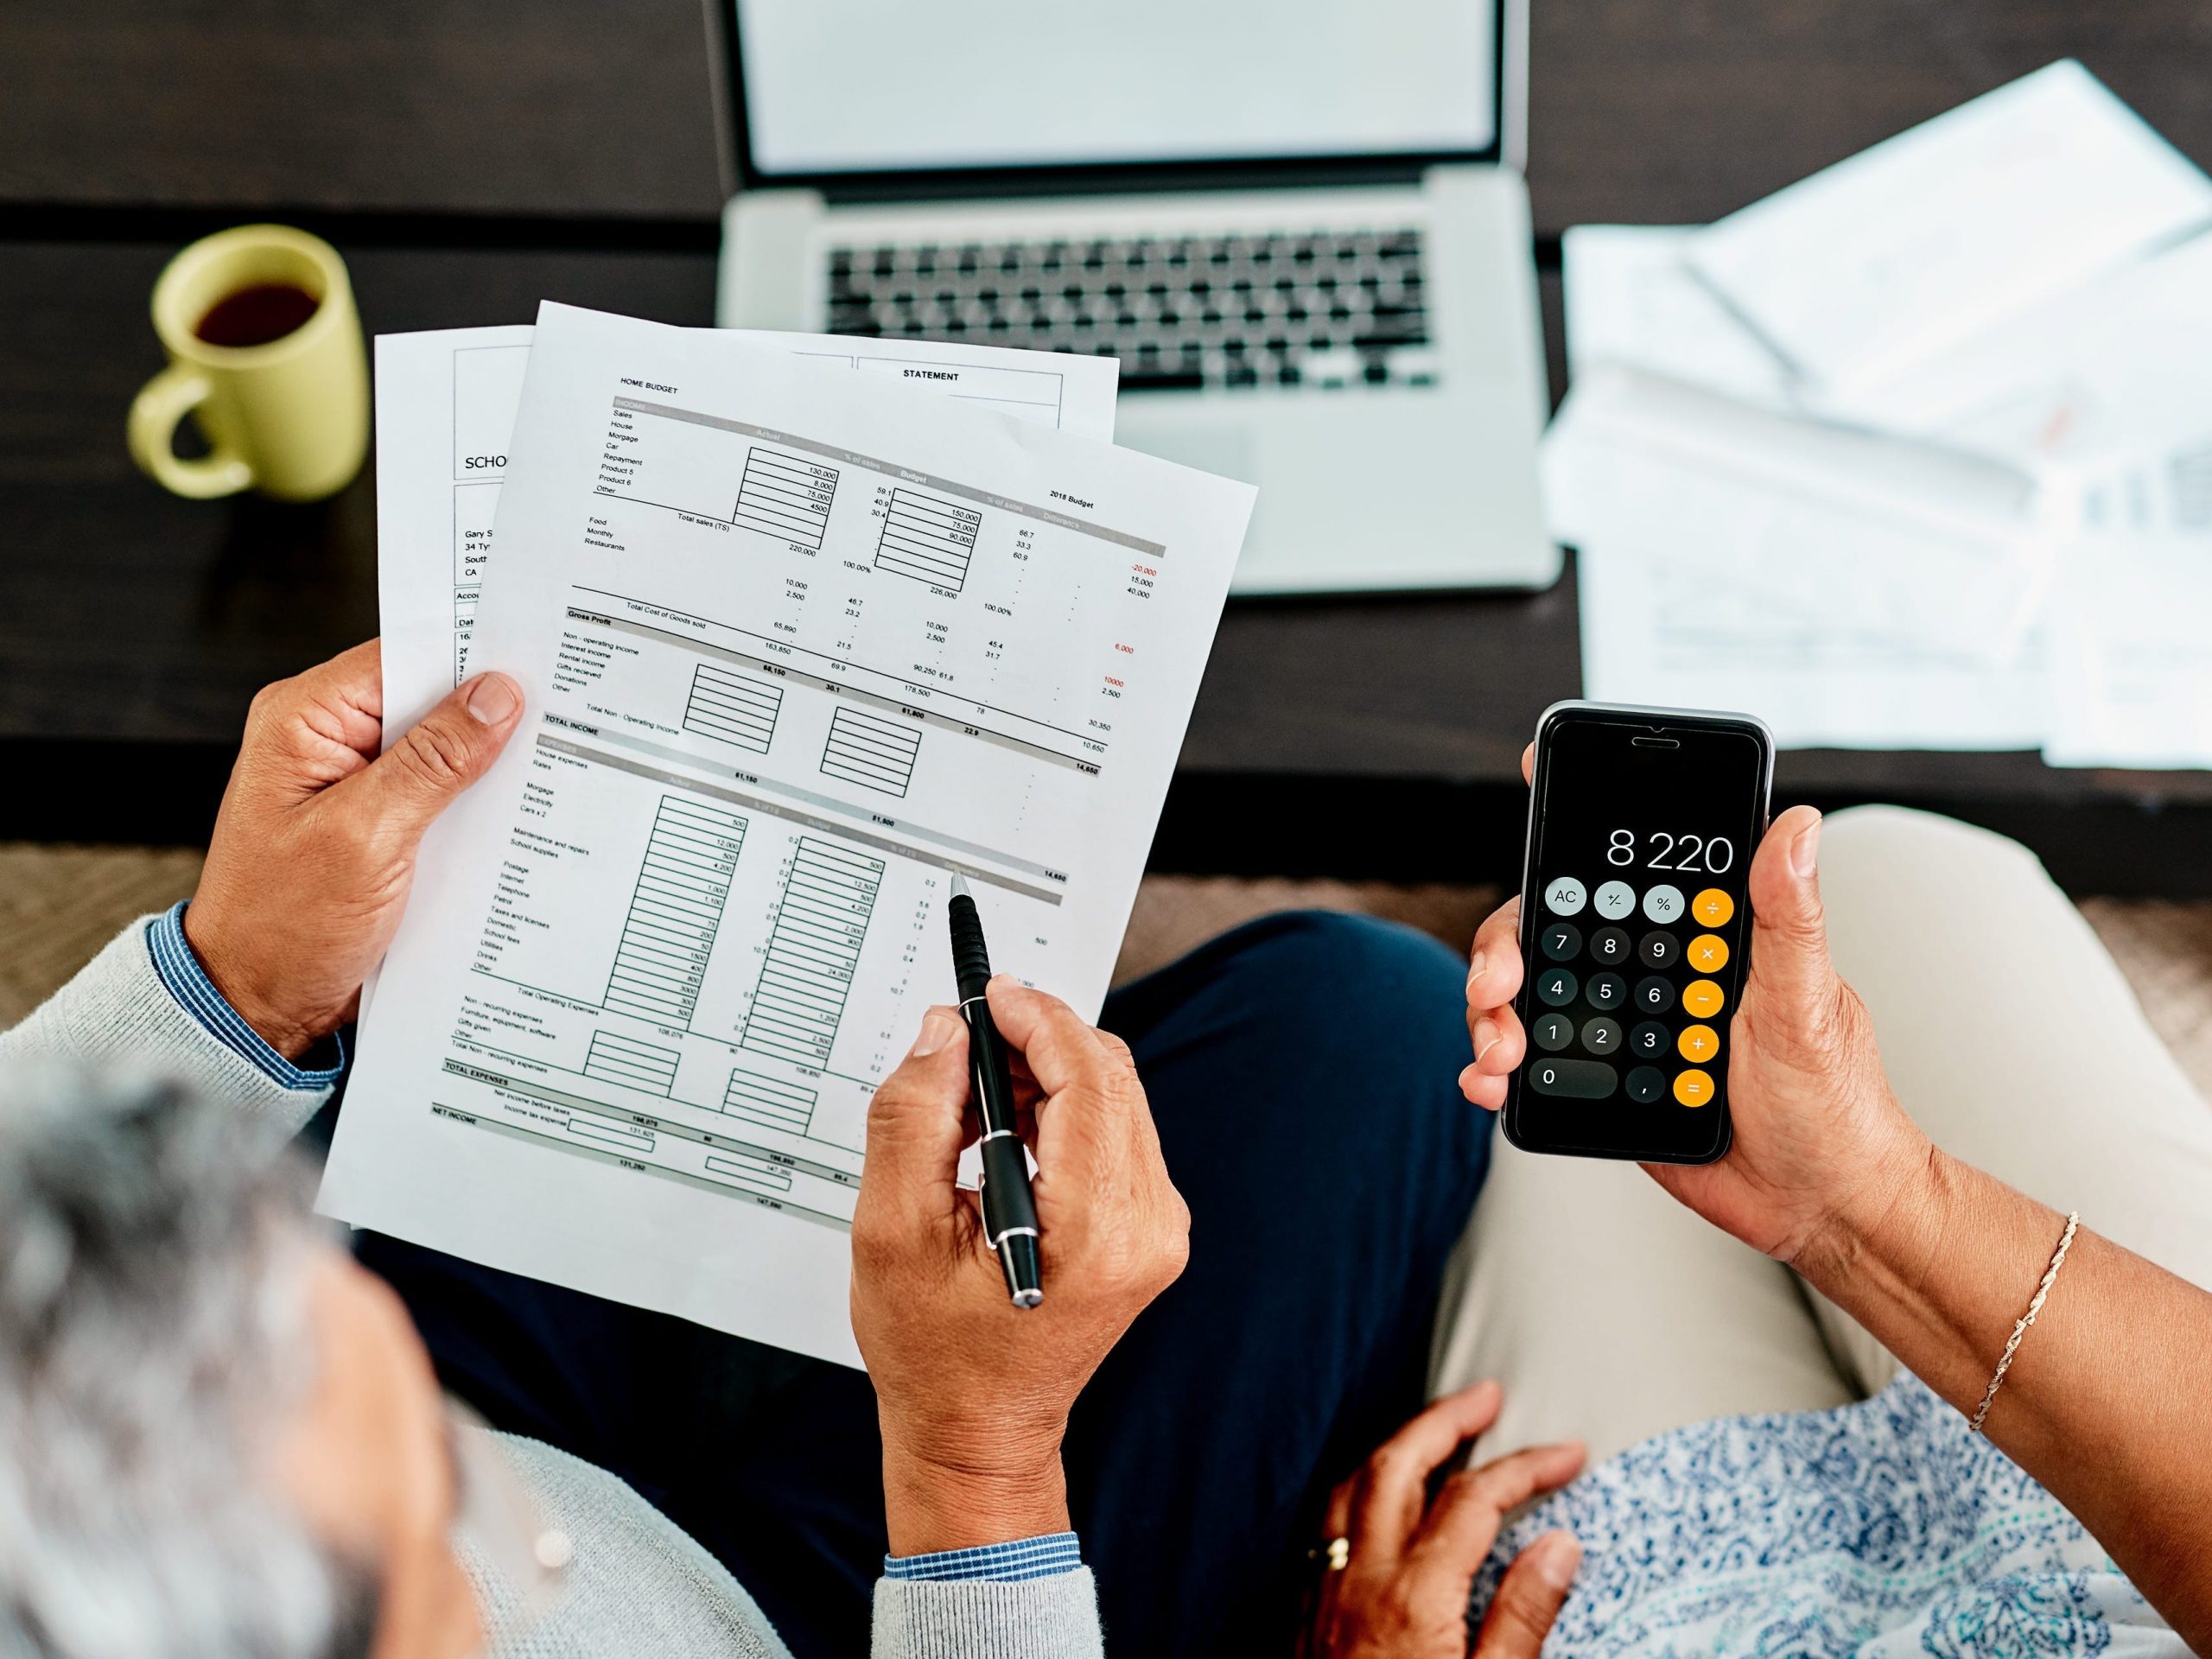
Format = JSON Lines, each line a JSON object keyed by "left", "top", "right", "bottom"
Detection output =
{"left": 797, "top": 156, "right": 1468, "bottom": 209}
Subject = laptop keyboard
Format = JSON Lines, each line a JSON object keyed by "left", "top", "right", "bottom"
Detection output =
{"left": 823, "top": 228, "right": 1433, "bottom": 392}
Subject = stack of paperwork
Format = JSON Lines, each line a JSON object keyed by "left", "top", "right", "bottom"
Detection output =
{"left": 327, "top": 306, "right": 1255, "bottom": 1363}
{"left": 1548, "top": 60, "right": 2212, "bottom": 765}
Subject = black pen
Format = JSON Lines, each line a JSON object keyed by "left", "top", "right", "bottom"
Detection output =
{"left": 947, "top": 874, "right": 1044, "bottom": 1309}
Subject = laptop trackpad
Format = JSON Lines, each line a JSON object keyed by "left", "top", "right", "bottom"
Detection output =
{"left": 1124, "top": 423, "right": 1256, "bottom": 488}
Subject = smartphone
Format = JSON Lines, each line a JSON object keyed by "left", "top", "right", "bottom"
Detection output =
{"left": 1502, "top": 702, "right": 1774, "bottom": 1164}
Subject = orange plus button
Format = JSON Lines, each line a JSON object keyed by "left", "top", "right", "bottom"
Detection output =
{"left": 1682, "top": 979, "right": 1726, "bottom": 1019}
{"left": 1688, "top": 933, "right": 1730, "bottom": 973}
{"left": 1673, "top": 1068, "right": 1715, "bottom": 1107}
{"left": 1677, "top": 1023, "right": 1719, "bottom": 1063}
{"left": 1692, "top": 888, "right": 1734, "bottom": 927}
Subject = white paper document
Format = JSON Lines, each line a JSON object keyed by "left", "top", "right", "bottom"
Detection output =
{"left": 1560, "top": 226, "right": 1794, "bottom": 410}
{"left": 2081, "top": 440, "right": 2212, "bottom": 539}
{"left": 2046, "top": 534, "right": 2212, "bottom": 769}
{"left": 1578, "top": 539, "right": 2052, "bottom": 753}
{"left": 373, "top": 325, "right": 1121, "bottom": 740}
{"left": 1686, "top": 60, "right": 2212, "bottom": 393}
{"left": 1547, "top": 371, "right": 2056, "bottom": 750}
{"left": 1821, "top": 230, "right": 2212, "bottom": 483}
{"left": 327, "top": 305, "right": 1253, "bottom": 1366}
{"left": 1553, "top": 69, "right": 2212, "bottom": 767}
{"left": 1544, "top": 369, "right": 2061, "bottom": 656}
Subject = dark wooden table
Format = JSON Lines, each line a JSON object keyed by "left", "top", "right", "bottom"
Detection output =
{"left": 7, "top": 0, "right": 2212, "bottom": 891}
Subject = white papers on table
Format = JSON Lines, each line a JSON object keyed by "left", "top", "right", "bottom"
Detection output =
{"left": 1822, "top": 229, "right": 2212, "bottom": 479}
{"left": 1579, "top": 542, "right": 2052, "bottom": 755}
{"left": 1548, "top": 368, "right": 2060, "bottom": 751}
{"left": 1560, "top": 226, "right": 1794, "bottom": 410}
{"left": 1548, "top": 370, "right": 2056, "bottom": 653}
{"left": 2082, "top": 441, "right": 2212, "bottom": 539}
{"left": 2046, "top": 531, "right": 2212, "bottom": 770}
{"left": 372, "top": 324, "right": 1121, "bottom": 741}
{"left": 1554, "top": 62, "right": 2212, "bottom": 768}
{"left": 329, "top": 304, "right": 1254, "bottom": 1365}
{"left": 1567, "top": 218, "right": 2212, "bottom": 512}
{"left": 1685, "top": 60, "right": 2212, "bottom": 395}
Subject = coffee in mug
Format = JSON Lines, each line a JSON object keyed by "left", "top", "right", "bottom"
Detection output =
{"left": 194, "top": 283, "right": 322, "bottom": 348}
{"left": 129, "top": 225, "right": 368, "bottom": 502}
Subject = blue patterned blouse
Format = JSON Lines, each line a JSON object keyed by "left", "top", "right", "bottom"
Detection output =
{"left": 1474, "top": 1373, "right": 2184, "bottom": 1656}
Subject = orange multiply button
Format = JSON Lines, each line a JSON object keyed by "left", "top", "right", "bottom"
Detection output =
{"left": 1691, "top": 888, "right": 1733, "bottom": 927}
{"left": 1688, "top": 933, "right": 1730, "bottom": 972}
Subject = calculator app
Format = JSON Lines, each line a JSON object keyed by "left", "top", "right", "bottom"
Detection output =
{"left": 1509, "top": 715, "right": 1766, "bottom": 1162}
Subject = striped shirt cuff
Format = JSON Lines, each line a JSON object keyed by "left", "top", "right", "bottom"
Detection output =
{"left": 882, "top": 1533, "right": 1084, "bottom": 1584}
{"left": 145, "top": 903, "right": 346, "bottom": 1091}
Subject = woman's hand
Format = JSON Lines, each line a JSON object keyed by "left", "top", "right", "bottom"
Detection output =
{"left": 1461, "top": 750, "right": 1934, "bottom": 1268}
{"left": 1643, "top": 805, "right": 1932, "bottom": 1263}
{"left": 1308, "top": 1382, "right": 1584, "bottom": 1659}
{"left": 851, "top": 979, "right": 1190, "bottom": 1555}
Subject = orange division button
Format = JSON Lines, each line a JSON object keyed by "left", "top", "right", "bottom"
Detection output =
{"left": 1677, "top": 1023, "right": 1720, "bottom": 1063}
{"left": 1688, "top": 933, "right": 1731, "bottom": 973}
{"left": 1682, "top": 979, "right": 1726, "bottom": 1019}
{"left": 1673, "top": 1068, "right": 1715, "bottom": 1107}
{"left": 1691, "top": 888, "right": 1734, "bottom": 927}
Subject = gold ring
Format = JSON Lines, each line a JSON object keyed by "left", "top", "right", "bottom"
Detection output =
{"left": 1325, "top": 1535, "right": 1351, "bottom": 1572}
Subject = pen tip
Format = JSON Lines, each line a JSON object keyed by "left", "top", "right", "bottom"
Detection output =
{"left": 950, "top": 874, "right": 971, "bottom": 899}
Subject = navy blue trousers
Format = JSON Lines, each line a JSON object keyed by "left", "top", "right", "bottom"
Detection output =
{"left": 357, "top": 912, "right": 1492, "bottom": 1656}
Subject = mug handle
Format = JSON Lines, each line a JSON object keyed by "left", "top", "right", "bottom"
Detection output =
{"left": 128, "top": 363, "right": 255, "bottom": 499}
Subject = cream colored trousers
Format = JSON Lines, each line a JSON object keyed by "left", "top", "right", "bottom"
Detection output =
{"left": 1430, "top": 805, "right": 2212, "bottom": 1466}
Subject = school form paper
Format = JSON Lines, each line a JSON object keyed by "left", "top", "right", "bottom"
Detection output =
{"left": 325, "top": 304, "right": 1254, "bottom": 1366}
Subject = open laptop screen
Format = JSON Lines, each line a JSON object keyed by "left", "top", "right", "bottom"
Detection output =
{"left": 732, "top": 0, "right": 1499, "bottom": 179}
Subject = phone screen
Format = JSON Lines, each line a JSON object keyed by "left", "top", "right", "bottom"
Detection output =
{"left": 1503, "top": 707, "right": 1770, "bottom": 1164}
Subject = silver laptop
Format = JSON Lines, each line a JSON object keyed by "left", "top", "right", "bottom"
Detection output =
{"left": 708, "top": 0, "right": 1558, "bottom": 595}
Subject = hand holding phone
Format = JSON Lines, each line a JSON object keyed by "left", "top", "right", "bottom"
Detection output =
{"left": 1501, "top": 702, "right": 1772, "bottom": 1165}
{"left": 1465, "top": 715, "right": 1935, "bottom": 1265}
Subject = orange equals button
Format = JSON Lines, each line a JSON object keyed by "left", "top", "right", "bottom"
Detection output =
{"left": 1673, "top": 1068, "right": 1714, "bottom": 1107}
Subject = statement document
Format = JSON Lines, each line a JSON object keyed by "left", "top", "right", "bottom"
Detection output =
{"left": 325, "top": 305, "right": 1254, "bottom": 1365}
{"left": 372, "top": 322, "right": 1121, "bottom": 737}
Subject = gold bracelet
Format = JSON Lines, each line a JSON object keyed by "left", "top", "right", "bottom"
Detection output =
{"left": 1968, "top": 1211, "right": 2080, "bottom": 1435}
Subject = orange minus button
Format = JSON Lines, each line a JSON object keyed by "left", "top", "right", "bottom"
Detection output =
{"left": 1528, "top": 1058, "right": 1618, "bottom": 1099}
{"left": 1673, "top": 1068, "right": 1715, "bottom": 1107}
{"left": 1682, "top": 979, "right": 1726, "bottom": 1019}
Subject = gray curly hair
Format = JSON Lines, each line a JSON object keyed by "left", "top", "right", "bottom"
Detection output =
{"left": 0, "top": 1065, "right": 375, "bottom": 1658}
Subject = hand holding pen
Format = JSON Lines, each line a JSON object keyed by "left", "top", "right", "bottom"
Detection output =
{"left": 947, "top": 874, "right": 1046, "bottom": 1306}
{"left": 848, "top": 892, "right": 1191, "bottom": 1554}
